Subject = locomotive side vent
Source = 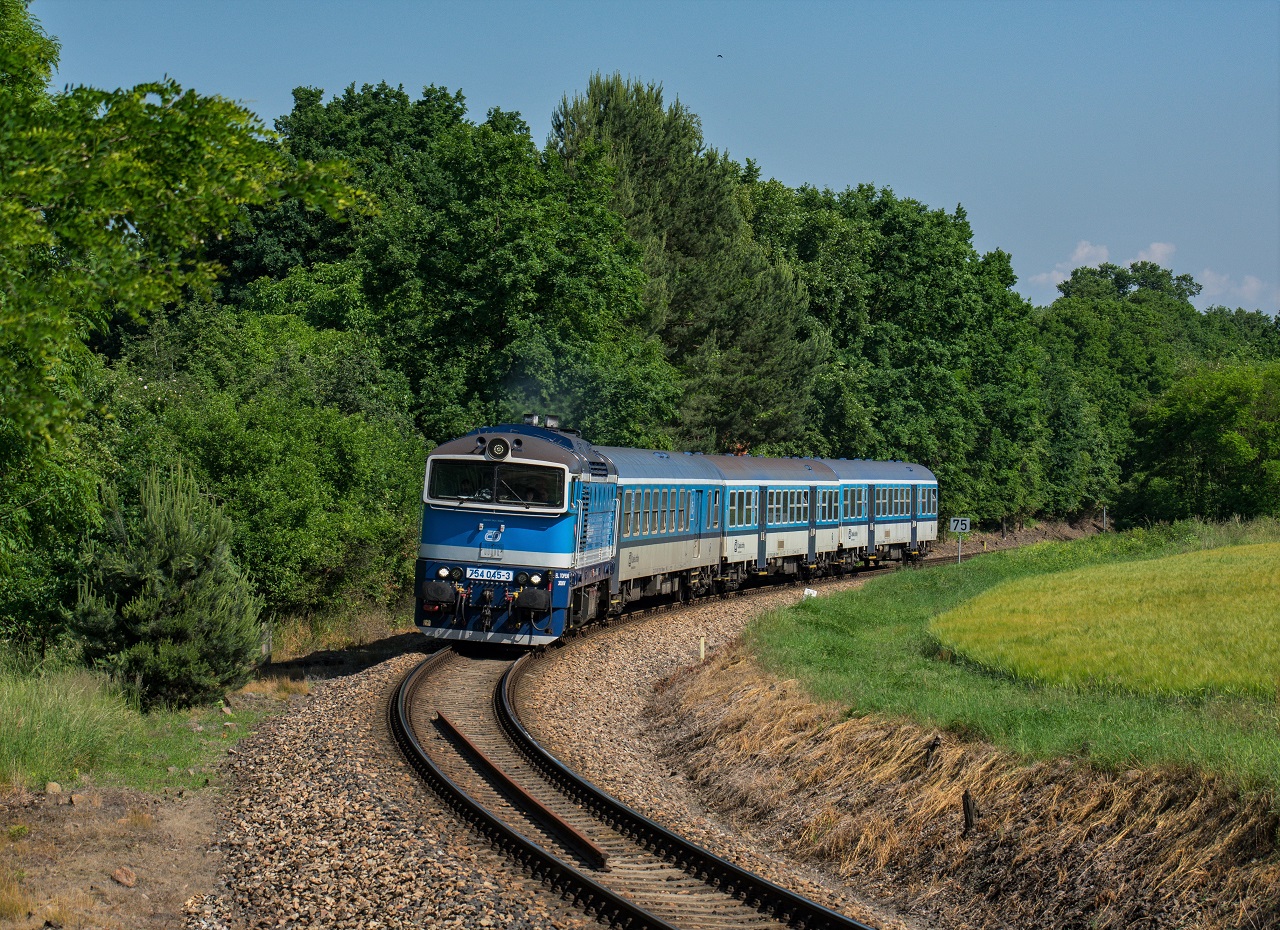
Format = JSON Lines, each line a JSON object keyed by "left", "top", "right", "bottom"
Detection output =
{"left": 588, "top": 461, "right": 609, "bottom": 478}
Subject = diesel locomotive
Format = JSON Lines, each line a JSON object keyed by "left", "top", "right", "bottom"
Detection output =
{"left": 415, "top": 418, "right": 939, "bottom": 646}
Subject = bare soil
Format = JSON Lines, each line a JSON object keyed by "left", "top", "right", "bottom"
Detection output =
{"left": 0, "top": 785, "right": 218, "bottom": 929}
{"left": 930, "top": 516, "right": 1103, "bottom": 559}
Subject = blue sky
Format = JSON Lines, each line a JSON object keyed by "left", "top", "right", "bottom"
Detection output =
{"left": 34, "top": 0, "right": 1280, "bottom": 313}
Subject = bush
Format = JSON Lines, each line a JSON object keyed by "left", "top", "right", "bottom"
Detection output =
{"left": 73, "top": 463, "right": 262, "bottom": 709}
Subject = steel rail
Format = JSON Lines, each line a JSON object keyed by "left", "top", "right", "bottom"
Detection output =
{"left": 390, "top": 650, "right": 677, "bottom": 929}
{"left": 500, "top": 659, "right": 877, "bottom": 930}
{"left": 434, "top": 710, "right": 610, "bottom": 871}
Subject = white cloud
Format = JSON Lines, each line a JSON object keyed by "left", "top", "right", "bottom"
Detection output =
{"left": 1135, "top": 242, "right": 1176, "bottom": 265}
{"left": 1199, "top": 268, "right": 1280, "bottom": 313}
{"left": 1071, "top": 240, "right": 1109, "bottom": 265}
{"left": 1030, "top": 240, "right": 1110, "bottom": 288}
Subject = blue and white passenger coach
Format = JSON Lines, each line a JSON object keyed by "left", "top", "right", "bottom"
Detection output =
{"left": 415, "top": 419, "right": 939, "bottom": 646}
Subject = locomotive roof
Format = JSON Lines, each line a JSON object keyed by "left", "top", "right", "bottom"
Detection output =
{"left": 594, "top": 447, "right": 726, "bottom": 481}
{"left": 430, "top": 424, "right": 615, "bottom": 476}
{"left": 820, "top": 458, "right": 937, "bottom": 482}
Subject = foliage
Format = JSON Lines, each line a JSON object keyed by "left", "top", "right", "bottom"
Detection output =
{"left": 106, "top": 303, "right": 424, "bottom": 616}
{"left": 73, "top": 463, "right": 263, "bottom": 709}
{"left": 1125, "top": 362, "right": 1280, "bottom": 521}
{"left": 1034, "top": 262, "right": 1280, "bottom": 517}
{"left": 749, "top": 519, "right": 1280, "bottom": 792}
{"left": 0, "top": 1, "right": 354, "bottom": 656}
{"left": 745, "top": 182, "right": 1047, "bottom": 519}
{"left": 0, "top": 0, "right": 353, "bottom": 452}
{"left": 219, "top": 82, "right": 677, "bottom": 449}
{"left": 551, "top": 74, "right": 819, "bottom": 452}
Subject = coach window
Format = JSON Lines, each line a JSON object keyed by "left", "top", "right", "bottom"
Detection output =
{"left": 679, "top": 490, "right": 687, "bottom": 531}
{"left": 623, "top": 491, "right": 632, "bottom": 537}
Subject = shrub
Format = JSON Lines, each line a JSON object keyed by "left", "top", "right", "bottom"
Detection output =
{"left": 73, "top": 463, "right": 262, "bottom": 709}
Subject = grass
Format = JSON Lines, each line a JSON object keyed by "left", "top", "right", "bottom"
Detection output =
{"left": 269, "top": 599, "right": 412, "bottom": 662}
{"left": 932, "top": 543, "right": 1280, "bottom": 697}
{"left": 0, "top": 869, "right": 32, "bottom": 922}
{"left": 0, "top": 666, "right": 279, "bottom": 792}
{"left": 0, "top": 599, "right": 411, "bottom": 793}
{"left": 748, "top": 518, "right": 1280, "bottom": 793}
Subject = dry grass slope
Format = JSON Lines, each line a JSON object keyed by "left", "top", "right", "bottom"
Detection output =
{"left": 653, "top": 646, "right": 1280, "bottom": 930}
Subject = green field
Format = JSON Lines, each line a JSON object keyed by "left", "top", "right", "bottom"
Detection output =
{"left": 748, "top": 520, "right": 1280, "bottom": 792}
{"left": 932, "top": 543, "right": 1280, "bottom": 698}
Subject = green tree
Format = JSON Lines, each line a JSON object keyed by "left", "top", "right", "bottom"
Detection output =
{"left": 746, "top": 181, "right": 1047, "bottom": 520}
{"left": 0, "top": 1, "right": 352, "bottom": 651}
{"left": 1124, "top": 363, "right": 1280, "bottom": 521}
{"left": 220, "top": 82, "right": 677, "bottom": 448}
{"left": 73, "top": 463, "right": 262, "bottom": 709}
{"left": 1031, "top": 260, "right": 1269, "bottom": 517}
{"left": 551, "top": 74, "right": 819, "bottom": 451}
{"left": 0, "top": 0, "right": 352, "bottom": 450}
{"left": 106, "top": 302, "right": 424, "bottom": 616}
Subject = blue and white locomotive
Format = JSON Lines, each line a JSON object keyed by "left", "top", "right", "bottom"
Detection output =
{"left": 415, "top": 417, "right": 939, "bottom": 646}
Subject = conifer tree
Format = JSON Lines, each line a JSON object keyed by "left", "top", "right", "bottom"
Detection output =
{"left": 74, "top": 463, "right": 262, "bottom": 709}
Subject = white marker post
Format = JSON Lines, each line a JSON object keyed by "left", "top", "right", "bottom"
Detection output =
{"left": 950, "top": 517, "right": 971, "bottom": 564}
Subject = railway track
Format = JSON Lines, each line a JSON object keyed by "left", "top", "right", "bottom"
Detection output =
{"left": 391, "top": 647, "right": 876, "bottom": 929}
{"left": 389, "top": 555, "right": 984, "bottom": 928}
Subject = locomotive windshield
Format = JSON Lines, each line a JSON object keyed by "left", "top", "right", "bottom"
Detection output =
{"left": 428, "top": 460, "right": 566, "bottom": 508}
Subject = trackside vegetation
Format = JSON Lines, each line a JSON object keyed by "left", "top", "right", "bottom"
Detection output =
{"left": 748, "top": 520, "right": 1280, "bottom": 793}
{"left": 0, "top": 661, "right": 279, "bottom": 791}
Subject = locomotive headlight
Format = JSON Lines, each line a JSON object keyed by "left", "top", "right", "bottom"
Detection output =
{"left": 435, "top": 566, "right": 451, "bottom": 579}
{"left": 449, "top": 567, "right": 464, "bottom": 581}
{"left": 515, "top": 571, "right": 530, "bottom": 586}
{"left": 529, "top": 573, "right": 543, "bottom": 586}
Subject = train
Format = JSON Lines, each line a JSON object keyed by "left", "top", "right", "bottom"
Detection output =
{"left": 414, "top": 417, "right": 939, "bottom": 646}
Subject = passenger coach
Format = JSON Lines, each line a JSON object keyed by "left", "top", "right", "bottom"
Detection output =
{"left": 415, "top": 419, "right": 938, "bottom": 646}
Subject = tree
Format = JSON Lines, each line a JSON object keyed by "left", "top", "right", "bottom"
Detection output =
{"left": 0, "top": 0, "right": 353, "bottom": 451}
{"left": 105, "top": 302, "right": 425, "bottom": 616}
{"left": 551, "top": 73, "right": 820, "bottom": 451}
{"left": 0, "top": 1, "right": 353, "bottom": 650}
{"left": 221, "top": 81, "right": 678, "bottom": 448}
{"left": 1124, "top": 363, "right": 1280, "bottom": 521}
{"left": 73, "top": 464, "right": 262, "bottom": 709}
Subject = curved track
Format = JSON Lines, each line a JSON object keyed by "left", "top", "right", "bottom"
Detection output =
{"left": 391, "top": 646, "right": 877, "bottom": 930}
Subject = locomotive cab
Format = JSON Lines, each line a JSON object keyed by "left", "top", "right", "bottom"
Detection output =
{"left": 415, "top": 423, "right": 617, "bottom": 646}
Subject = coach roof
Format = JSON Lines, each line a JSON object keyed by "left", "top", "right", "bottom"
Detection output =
{"left": 595, "top": 447, "right": 725, "bottom": 482}
{"left": 820, "top": 459, "right": 937, "bottom": 483}
{"left": 701, "top": 454, "right": 840, "bottom": 483}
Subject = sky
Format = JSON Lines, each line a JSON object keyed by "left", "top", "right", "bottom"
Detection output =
{"left": 33, "top": 0, "right": 1280, "bottom": 314}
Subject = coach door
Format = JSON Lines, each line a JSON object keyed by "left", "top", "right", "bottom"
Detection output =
{"left": 867, "top": 483, "right": 876, "bottom": 556}
{"left": 910, "top": 485, "right": 918, "bottom": 551}
{"left": 692, "top": 490, "right": 702, "bottom": 559}
{"left": 757, "top": 484, "right": 769, "bottom": 571}
{"left": 807, "top": 484, "right": 817, "bottom": 562}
